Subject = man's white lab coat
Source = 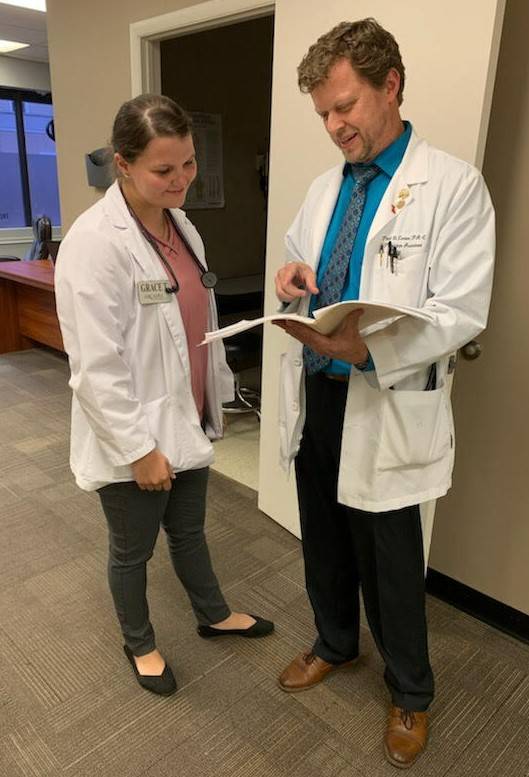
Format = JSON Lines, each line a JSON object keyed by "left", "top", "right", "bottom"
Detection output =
{"left": 279, "top": 131, "right": 495, "bottom": 512}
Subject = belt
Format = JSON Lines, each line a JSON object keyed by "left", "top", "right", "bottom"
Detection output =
{"left": 322, "top": 372, "right": 349, "bottom": 383}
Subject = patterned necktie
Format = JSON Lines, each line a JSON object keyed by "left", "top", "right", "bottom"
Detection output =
{"left": 303, "top": 163, "right": 379, "bottom": 375}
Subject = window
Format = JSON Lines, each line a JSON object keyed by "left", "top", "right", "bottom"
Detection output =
{"left": 0, "top": 98, "right": 25, "bottom": 227}
{"left": 0, "top": 88, "right": 61, "bottom": 229}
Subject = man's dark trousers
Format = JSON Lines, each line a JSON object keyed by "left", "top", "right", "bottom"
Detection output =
{"left": 294, "top": 372, "right": 434, "bottom": 712}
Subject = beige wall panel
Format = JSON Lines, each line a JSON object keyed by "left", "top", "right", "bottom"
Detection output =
{"left": 429, "top": 0, "right": 529, "bottom": 615}
{"left": 258, "top": 0, "right": 504, "bottom": 535}
{"left": 46, "top": 0, "right": 207, "bottom": 230}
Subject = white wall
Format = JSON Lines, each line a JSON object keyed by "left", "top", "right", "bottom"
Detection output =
{"left": 257, "top": 0, "right": 505, "bottom": 535}
{"left": 0, "top": 55, "right": 51, "bottom": 91}
{"left": 429, "top": 0, "right": 529, "bottom": 614}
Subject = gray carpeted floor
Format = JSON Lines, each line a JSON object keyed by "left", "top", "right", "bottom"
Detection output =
{"left": 0, "top": 348, "right": 528, "bottom": 777}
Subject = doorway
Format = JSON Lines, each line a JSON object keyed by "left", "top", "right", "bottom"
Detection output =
{"left": 152, "top": 13, "right": 274, "bottom": 491}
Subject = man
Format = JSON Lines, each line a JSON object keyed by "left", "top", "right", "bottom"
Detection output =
{"left": 274, "top": 18, "right": 494, "bottom": 768}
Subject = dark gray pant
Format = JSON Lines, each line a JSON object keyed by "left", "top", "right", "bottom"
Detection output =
{"left": 97, "top": 467, "right": 230, "bottom": 655}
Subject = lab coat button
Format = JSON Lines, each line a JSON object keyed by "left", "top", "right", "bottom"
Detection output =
{"left": 292, "top": 401, "right": 299, "bottom": 412}
{"left": 294, "top": 359, "right": 302, "bottom": 367}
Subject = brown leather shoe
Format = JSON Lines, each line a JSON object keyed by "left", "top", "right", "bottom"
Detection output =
{"left": 278, "top": 651, "right": 356, "bottom": 692}
{"left": 384, "top": 706, "right": 428, "bottom": 768}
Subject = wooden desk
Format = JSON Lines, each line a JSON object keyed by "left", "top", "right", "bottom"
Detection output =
{"left": 0, "top": 260, "right": 64, "bottom": 353}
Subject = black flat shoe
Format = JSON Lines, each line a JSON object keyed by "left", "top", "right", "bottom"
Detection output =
{"left": 123, "top": 644, "right": 177, "bottom": 696}
{"left": 197, "top": 614, "right": 274, "bottom": 639}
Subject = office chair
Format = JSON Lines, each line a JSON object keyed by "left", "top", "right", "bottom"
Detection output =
{"left": 215, "top": 280, "right": 263, "bottom": 421}
{"left": 0, "top": 217, "right": 58, "bottom": 263}
{"left": 25, "top": 215, "right": 53, "bottom": 260}
{"left": 45, "top": 240, "right": 61, "bottom": 264}
{"left": 222, "top": 330, "right": 262, "bottom": 420}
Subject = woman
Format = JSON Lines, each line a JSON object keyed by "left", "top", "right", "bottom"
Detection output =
{"left": 55, "top": 94, "right": 273, "bottom": 697}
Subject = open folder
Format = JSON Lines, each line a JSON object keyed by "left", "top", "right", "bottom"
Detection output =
{"left": 201, "top": 299, "right": 431, "bottom": 345}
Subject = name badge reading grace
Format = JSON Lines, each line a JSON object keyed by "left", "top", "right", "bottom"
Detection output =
{"left": 137, "top": 280, "right": 173, "bottom": 305}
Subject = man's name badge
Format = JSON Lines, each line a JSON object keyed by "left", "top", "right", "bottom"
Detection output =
{"left": 137, "top": 280, "right": 173, "bottom": 305}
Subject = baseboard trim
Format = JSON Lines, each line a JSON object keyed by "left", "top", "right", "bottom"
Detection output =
{"left": 426, "top": 568, "right": 529, "bottom": 645}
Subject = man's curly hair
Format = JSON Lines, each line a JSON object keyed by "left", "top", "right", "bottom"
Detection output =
{"left": 298, "top": 18, "right": 405, "bottom": 105}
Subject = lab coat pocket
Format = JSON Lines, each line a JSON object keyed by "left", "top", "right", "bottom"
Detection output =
{"left": 374, "top": 251, "right": 429, "bottom": 308}
{"left": 142, "top": 394, "right": 173, "bottom": 448}
{"left": 377, "top": 386, "right": 451, "bottom": 471}
{"left": 142, "top": 394, "right": 211, "bottom": 471}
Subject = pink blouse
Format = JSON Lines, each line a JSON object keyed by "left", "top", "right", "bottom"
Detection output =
{"left": 153, "top": 219, "right": 209, "bottom": 421}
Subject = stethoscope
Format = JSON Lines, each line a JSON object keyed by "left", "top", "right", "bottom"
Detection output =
{"left": 121, "top": 185, "right": 217, "bottom": 293}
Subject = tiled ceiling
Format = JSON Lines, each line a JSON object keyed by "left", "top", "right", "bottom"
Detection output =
{"left": 0, "top": 2, "right": 48, "bottom": 63}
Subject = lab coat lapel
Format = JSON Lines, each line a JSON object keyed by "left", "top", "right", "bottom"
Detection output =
{"left": 103, "top": 182, "right": 191, "bottom": 374}
{"left": 365, "top": 133, "right": 429, "bottom": 250}
{"left": 156, "top": 212, "right": 209, "bottom": 378}
{"left": 103, "top": 182, "right": 155, "bottom": 275}
{"left": 310, "top": 134, "right": 429, "bottom": 265}
{"left": 159, "top": 209, "right": 214, "bottom": 377}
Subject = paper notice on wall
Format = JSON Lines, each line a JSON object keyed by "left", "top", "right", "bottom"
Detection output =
{"left": 186, "top": 112, "right": 224, "bottom": 209}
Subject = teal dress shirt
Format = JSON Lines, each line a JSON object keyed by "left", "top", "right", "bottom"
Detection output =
{"left": 312, "top": 121, "right": 412, "bottom": 375}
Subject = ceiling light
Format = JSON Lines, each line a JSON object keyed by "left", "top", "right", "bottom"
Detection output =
{"left": 0, "top": 39, "right": 30, "bottom": 53}
{"left": 0, "top": 1, "right": 46, "bottom": 11}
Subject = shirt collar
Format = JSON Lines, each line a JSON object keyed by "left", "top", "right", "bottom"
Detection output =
{"left": 343, "top": 120, "right": 412, "bottom": 179}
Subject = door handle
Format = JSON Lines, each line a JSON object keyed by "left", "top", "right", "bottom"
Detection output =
{"left": 460, "top": 340, "right": 482, "bottom": 360}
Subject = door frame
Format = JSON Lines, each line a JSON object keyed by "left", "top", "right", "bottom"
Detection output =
{"left": 129, "top": 0, "right": 274, "bottom": 500}
{"left": 129, "top": 0, "right": 275, "bottom": 96}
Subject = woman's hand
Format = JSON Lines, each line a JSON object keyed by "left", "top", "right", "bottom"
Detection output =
{"left": 131, "top": 448, "right": 174, "bottom": 491}
{"left": 275, "top": 261, "right": 319, "bottom": 302}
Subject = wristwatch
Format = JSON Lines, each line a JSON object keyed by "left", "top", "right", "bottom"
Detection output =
{"left": 354, "top": 354, "right": 371, "bottom": 371}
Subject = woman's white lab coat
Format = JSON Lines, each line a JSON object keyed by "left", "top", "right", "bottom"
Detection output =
{"left": 279, "top": 130, "right": 495, "bottom": 512}
{"left": 55, "top": 182, "right": 234, "bottom": 491}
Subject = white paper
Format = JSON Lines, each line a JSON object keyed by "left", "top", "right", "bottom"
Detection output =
{"left": 202, "top": 299, "right": 432, "bottom": 344}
